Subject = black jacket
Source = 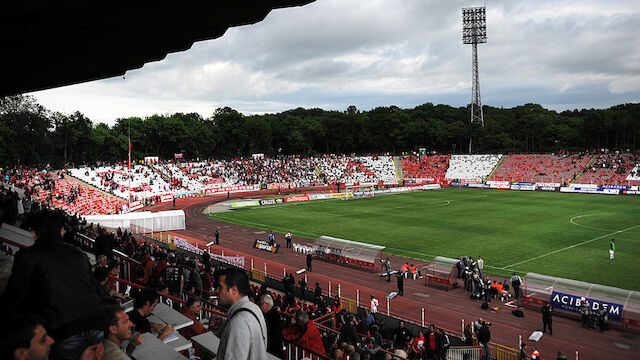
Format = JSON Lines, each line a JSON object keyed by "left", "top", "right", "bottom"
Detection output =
{"left": 264, "top": 307, "right": 283, "bottom": 356}
{"left": 0, "top": 236, "right": 105, "bottom": 341}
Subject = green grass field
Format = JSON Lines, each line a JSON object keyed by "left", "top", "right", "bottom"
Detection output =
{"left": 210, "top": 188, "right": 640, "bottom": 291}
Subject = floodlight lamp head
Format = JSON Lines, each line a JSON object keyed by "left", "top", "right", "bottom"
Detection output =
{"left": 462, "top": 7, "right": 487, "bottom": 44}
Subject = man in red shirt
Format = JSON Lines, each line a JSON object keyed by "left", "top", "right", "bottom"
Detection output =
{"left": 282, "top": 310, "right": 326, "bottom": 356}
{"left": 178, "top": 298, "right": 208, "bottom": 339}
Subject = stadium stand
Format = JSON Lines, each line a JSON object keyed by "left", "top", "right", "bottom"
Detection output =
{"left": 445, "top": 154, "right": 502, "bottom": 180}
{"left": 358, "top": 155, "right": 397, "bottom": 183}
{"left": 489, "top": 153, "right": 590, "bottom": 184}
{"left": 578, "top": 153, "right": 640, "bottom": 186}
{"left": 401, "top": 154, "right": 450, "bottom": 180}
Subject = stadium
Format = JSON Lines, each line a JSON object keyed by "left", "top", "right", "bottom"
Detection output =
{"left": 2, "top": 2, "right": 640, "bottom": 360}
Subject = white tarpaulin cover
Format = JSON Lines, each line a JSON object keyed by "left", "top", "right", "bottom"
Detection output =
{"left": 84, "top": 210, "right": 185, "bottom": 232}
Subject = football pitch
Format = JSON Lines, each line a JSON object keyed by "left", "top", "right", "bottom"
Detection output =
{"left": 210, "top": 188, "right": 640, "bottom": 291}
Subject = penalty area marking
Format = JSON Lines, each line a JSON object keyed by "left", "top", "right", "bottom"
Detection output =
{"left": 501, "top": 224, "right": 640, "bottom": 270}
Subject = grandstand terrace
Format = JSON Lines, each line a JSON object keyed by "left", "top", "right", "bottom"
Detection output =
{"left": 445, "top": 154, "right": 502, "bottom": 180}
{"left": 489, "top": 153, "right": 590, "bottom": 184}
{"left": 578, "top": 153, "right": 640, "bottom": 186}
{"left": 401, "top": 154, "right": 450, "bottom": 180}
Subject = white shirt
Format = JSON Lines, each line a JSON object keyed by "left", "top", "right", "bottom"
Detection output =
{"left": 370, "top": 298, "right": 379, "bottom": 313}
{"left": 477, "top": 258, "right": 484, "bottom": 270}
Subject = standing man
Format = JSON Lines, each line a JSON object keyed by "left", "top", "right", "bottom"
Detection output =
{"left": 268, "top": 231, "right": 275, "bottom": 246}
{"left": 397, "top": 271, "right": 404, "bottom": 296}
{"left": 215, "top": 228, "right": 220, "bottom": 245}
{"left": 259, "top": 294, "right": 283, "bottom": 357}
{"left": 285, "top": 231, "right": 292, "bottom": 248}
{"left": 211, "top": 268, "right": 267, "bottom": 360}
{"left": 511, "top": 272, "right": 522, "bottom": 300}
{"left": 161, "top": 254, "right": 184, "bottom": 300}
{"left": 370, "top": 294, "right": 379, "bottom": 314}
{"left": 1, "top": 210, "right": 105, "bottom": 360}
{"left": 475, "top": 318, "right": 491, "bottom": 360}
{"left": 580, "top": 298, "right": 591, "bottom": 327}
{"left": 384, "top": 258, "right": 392, "bottom": 282}
{"left": 609, "top": 238, "right": 615, "bottom": 260}
{"left": 306, "top": 252, "right": 313, "bottom": 272}
{"left": 172, "top": 196, "right": 175, "bottom": 207}
{"left": 477, "top": 256, "right": 484, "bottom": 277}
{"left": 541, "top": 302, "right": 552, "bottom": 335}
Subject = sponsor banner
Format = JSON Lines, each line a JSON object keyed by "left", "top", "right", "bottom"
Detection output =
{"left": 449, "top": 182, "right": 469, "bottom": 187}
{"left": 160, "top": 193, "right": 173, "bottom": 203}
{"left": 129, "top": 201, "right": 143, "bottom": 211}
{"left": 204, "top": 184, "right": 260, "bottom": 195}
{"left": 486, "top": 181, "right": 510, "bottom": 186}
{"left": 231, "top": 200, "right": 260, "bottom": 208}
{"left": 560, "top": 187, "right": 620, "bottom": 195}
{"left": 490, "top": 183, "right": 511, "bottom": 189}
{"left": 510, "top": 184, "right": 535, "bottom": 191}
{"left": 285, "top": 195, "right": 310, "bottom": 203}
{"left": 330, "top": 192, "right": 352, "bottom": 199}
{"left": 174, "top": 192, "right": 197, "bottom": 199}
{"left": 461, "top": 178, "right": 481, "bottom": 184}
{"left": 259, "top": 198, "right": 284, "bottom": 205}
{"left": 512, "top": 182, "right": 534, "bottom": 186}
{"left": 174, "top": 153, "right": 183, "bottom": 159}
{"left": 423, "top": 184, "right": 441, "bottom": 190}
{"left": 631, "top": 186, "right": 639, "bottom": 191}
{"left": 468, "top": 183, "right": 490, "bottom": 188}
{"left": 308, "top": 193, "right": 332, "bottom": 200}
{"left": 569, "top": 183, "right": 599, "bottom": 189}
{"left": 551, "top": 291, "right": 623, "bottom": 322}
{"left": 624, "top": 190, "right": 640, "bottom": 195}
{"left": 539, "top": 186, "right": 558, "bottom": 191}
{"left": 266, "top": 182, "right": 297, "bottom": 190}
{"left": 535, "top": 182, "right": 561, "bottom": 188}
{"left": 253, "top": 239, "right": 280, "bottom": 254}
{"left": 600, "top": 185, "right": 628, "bottom": 190}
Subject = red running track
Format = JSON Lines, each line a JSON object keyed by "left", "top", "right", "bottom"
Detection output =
{"left": 149, "top": 191, "right": 639, "bottom": 359}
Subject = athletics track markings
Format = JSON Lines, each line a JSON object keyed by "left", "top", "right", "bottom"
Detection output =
{"left": 500, "top": 224, "right": 640, "bottom": 270}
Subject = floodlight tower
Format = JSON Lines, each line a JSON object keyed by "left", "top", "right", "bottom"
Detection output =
{"left": 462, "top": 6, "right": 487, "bottom": 152}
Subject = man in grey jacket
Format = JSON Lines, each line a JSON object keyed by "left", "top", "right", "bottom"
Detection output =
{"left": 211, "top": 268, "right": 267, "bottom": 360}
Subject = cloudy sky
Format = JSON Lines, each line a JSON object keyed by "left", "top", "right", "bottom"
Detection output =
{"left": 30, "top": 0, "right": 640, "bottom": 125}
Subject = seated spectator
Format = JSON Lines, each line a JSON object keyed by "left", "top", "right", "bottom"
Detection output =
{"left": 0, "top": 210, "right": 105, "bottom": 360}
{"left": 282, "top": 310, "right": 326, "bottom": 356}
{"left": 2, "top": 314, "right": 103, "bottom": 360}
{"left": 102, "top": 299, "right": 142, "bottom": 360}
{"left": 127, "top": 288, "right": 174, "bottom": 341}
{"left": 178, "top": 297, "right": 208, "bottom": 339}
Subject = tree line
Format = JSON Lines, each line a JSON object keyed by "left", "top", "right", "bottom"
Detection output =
{"left": 1, "top": 95, "right": 638, "bottom": 168}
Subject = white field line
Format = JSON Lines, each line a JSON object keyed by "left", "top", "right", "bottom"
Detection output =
{"left": 501, "top": 224, "right": 640, "bottom": 270}
{"left": 569, "top": 214, "right": 616, "bottom": 232}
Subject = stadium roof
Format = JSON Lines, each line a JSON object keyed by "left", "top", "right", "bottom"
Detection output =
{"left": 1, "top": 0, "right": 314, "bottom": 97}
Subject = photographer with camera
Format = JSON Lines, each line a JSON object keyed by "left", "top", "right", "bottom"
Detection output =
{"left": 475, "top": 318, "right": 491, "bottom": 360}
